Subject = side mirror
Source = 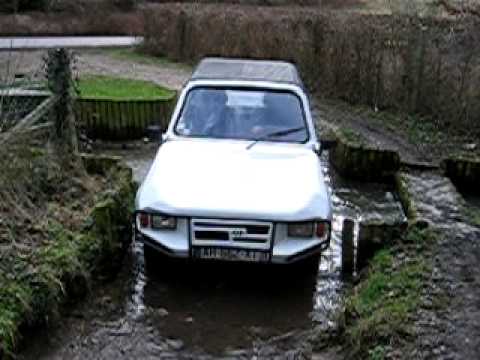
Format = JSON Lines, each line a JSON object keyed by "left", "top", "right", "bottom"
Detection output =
{"left": 146, "top": 125, "right": 162, "bottom": 142}
{"left": 320, "top": 139, "right": 335, "bottom": 151}
{"left": 313, "top": 142, "right": 322, "bottom": 155}
{"left": 161, "top": 132, "right": 169, "bottom": 144}
{"left": 313, "top": 139, "right": 336, "bottom": 156}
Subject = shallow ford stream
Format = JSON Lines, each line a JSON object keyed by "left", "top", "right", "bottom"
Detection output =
{"left": 19, "top": 144, "right": 405, "bottom": 359}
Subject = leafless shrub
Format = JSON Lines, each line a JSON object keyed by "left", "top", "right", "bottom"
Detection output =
{"left": 142, "top": 3, "right": 480, "bottom": 136}
{"left": 0, "top": 6, "right": 144, "bottom": 36}
{"left": 0, "top": 49, "right": 84, "bottom": 249}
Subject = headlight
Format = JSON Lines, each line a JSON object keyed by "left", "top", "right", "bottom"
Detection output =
{"left": 137, "top": 213, "right": 177, "bottom": 230}
{"left": 288, "top": 222, "right": 314, "bottom": 237}
{"left": 138, "top": 212, "right": 150, "bottom": 228}
{"left": 315, "top": 221, "right": 330, "bottom": 241}
{"left": 151, "top": 214, "right": 177, "bottom": 230}
{"left": 287, "top": 221, "right": 331, "bottom": 240}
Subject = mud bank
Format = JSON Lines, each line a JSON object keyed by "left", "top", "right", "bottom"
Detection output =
{"left": 0, "top": 155, "right": 135, "bottom": 357}
{"left": 379, "top": 170, "right": 480, "bottom": 359}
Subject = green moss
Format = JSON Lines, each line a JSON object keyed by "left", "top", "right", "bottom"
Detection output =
{"left": 78, "top": 75, "right": 175, "bottom": 100}
{"left": 0, "top": 224, "right": 88, "bottom": 355}
{"left": 368, "top": 345, "right": 386, "bottom": 360}
{"left": 394, "top": 173, "right": 418, "bottom": 221}
{"left": 473, "top": 211, "right": 480, "bottom": 227}
{"left": 463, "top": 203, "right": 480, "bottom": 227}
{"left": 343, "top": 227, "right": 434, "bottom": 358}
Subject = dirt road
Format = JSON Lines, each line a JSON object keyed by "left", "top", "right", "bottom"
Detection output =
{"left": 0, "top": 49, "right": 191, "bottom": 91}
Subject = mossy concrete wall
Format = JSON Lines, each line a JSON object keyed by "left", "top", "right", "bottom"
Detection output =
{"left": 394, "top": 172, "right": 419, "bottom": 223}
{"left": 75, "top": 96, "right": 176, "bottom": 140}
{"left": 330, "top": 131, "right": 400, "bottom": 182}
{"left": 82, "top": 157, "right": 135, "bottom": 273}
{"left": 442, "top": 156, "right": 480, "bottom": 193}
{"left": 356, "top": 220, "right": 407, "bottom": 271}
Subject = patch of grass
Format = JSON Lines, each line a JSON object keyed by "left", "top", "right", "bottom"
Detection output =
{"left": 78, "top": 75, "right": 175, "bottom": 100}
{"left": 368, "top": 345, "right": 386, "bottom": 360}
{"left": 464, "top": 203, "right": 480, "bottom": 227}
{"left": 473, "top": 212, "right": 480, "bottom": 227}
{"left": 343, "top": 227, "right": 435, "bottom": 358}
{"left": 104, "top": 48, "right": 192, "bottom": 70}
{"left": 0, "top": 281, "right": 33, "bottom": 357}
{"left": 339, "top": 128, "right": 369, "bottom": 147}
{"left": 0, "top": 225, "right": 87, "bottom": 355}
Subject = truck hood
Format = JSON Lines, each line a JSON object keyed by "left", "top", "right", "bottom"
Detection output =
{"left": 136, "top": 139, "right": 331, "bottom": 221}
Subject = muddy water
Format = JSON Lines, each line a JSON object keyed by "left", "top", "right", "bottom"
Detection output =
{"left": 19, "top": 145, "right": 405, "bottom": 360}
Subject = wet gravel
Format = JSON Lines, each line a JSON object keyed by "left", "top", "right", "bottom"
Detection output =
{"left": 18, "top": 144, "right": 405, "bottom": 360}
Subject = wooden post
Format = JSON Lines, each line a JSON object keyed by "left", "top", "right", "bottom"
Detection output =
{"left": 342, "top": 219, "right": 355, "bottom": 277}
{"left": 46, "top": 48, "right": 77, "bottom": 153}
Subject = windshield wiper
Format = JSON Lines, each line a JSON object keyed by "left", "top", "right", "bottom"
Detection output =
{"left": 246, "top": 126, "right": 305, "bottom": 150}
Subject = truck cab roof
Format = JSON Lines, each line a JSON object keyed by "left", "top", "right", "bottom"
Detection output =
{"left": 191, "top": 58, "right": 304, "bottom": 88}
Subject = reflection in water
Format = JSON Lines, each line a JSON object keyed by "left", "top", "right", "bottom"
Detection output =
{"left": 128, "top": 236, "right": 147, "bottom": 320}
{"left": 143, "top": 258, "right": 317, "bottom": 354}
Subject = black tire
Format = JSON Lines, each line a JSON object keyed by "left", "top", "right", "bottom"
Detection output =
{"left": 143, "top": 244, "right": 185, "bottom": 276}
{"left": 297, "top": 253, "right": 321, "bottom": 274}
{"left": 143, "top": 244, "right": 167, "bottom": 271}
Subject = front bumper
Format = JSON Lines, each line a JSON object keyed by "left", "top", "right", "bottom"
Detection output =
{"left": 135, "top": 227, "right": 329, "bottom": 265}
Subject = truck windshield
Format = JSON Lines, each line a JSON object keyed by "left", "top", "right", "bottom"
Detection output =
{"left": 175, "top": 87, "right": 308, "bottom": 143}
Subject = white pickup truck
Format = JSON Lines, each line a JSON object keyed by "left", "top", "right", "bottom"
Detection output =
{"left": 135, "top": 58, "right": 332, "bottom": 265}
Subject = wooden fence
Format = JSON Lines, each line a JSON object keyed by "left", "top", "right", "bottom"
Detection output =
{"left": 75, "top": 95, "right": 176, "bottom": 140}
{"left": 0, "top": 90, "right": 50, "bottom": 128}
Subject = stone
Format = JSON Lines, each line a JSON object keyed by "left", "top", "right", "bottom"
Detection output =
{"left": 156, "top": 308, "right": 169, "bottom": 317}
{"left": 463, "top": 143, "right": 477, "bottom": 151}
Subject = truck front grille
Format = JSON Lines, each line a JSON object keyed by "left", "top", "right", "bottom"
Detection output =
{"left": 191, "top": 219, "right": 273, "bottom": 250}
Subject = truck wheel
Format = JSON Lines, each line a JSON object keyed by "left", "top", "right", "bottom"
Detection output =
{"left": 143, "top": 245, "right": 178, "bottom": 274}
{"left": 143, "top": 244, "right": 163, "bottom": 269}
{"left": 300, "top": 253, "right": 321, "bottom": 274}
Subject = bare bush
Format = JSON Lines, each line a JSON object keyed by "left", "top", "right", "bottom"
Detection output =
{"left": 142, "top": 3, "right": 480, "bottom": 136}
{"left": 0, "top": 49, "right": 84, "bottom": 251}
{"left": 0, "top": 3, "right": 144, "bottom": 35}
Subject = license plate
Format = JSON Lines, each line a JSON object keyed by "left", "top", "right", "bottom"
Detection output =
{"left": 192, "top": 247, "right": 270, "bottom": 263}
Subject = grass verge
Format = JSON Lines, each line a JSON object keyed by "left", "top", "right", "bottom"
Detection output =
{"left": 0, "top": 158, "right": 134, "bottom": 358}
{"left": 104, "top": 48, "right": 192, "bottom": 70}
{"left": 319, "top": 99, "right": 480, "bottom": 161}
{"left": 463, "top": 200, "right": 480, "bottom": 227}
{"left": 78, "top": 74, "right": 176, "bottom": 100}
{"left": 338, "top": 127, "right": 370, "bottom": 148}
{"left": 343, "top": 226, "right": 435, "bottom": 359}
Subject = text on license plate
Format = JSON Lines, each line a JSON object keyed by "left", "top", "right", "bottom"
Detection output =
{"left": 192, "top": 247, "right": 270, "bottom": 263}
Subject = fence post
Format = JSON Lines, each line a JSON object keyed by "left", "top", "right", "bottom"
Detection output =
{"left": 341, "top": 219, "right": 355, "bottom": 277}
{"left": 46, "top": 48, "right": 77, "bottom": 153}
